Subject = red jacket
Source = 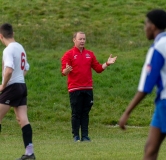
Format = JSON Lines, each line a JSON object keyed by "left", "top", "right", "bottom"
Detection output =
{"left": 61, "top": 47, "right": 104, "bottom": 92}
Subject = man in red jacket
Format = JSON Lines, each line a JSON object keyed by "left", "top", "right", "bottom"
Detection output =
{"left": 61, "top": 31, "right": 117, "bottom": 142}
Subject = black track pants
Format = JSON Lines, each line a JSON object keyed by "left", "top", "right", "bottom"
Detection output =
{"left": 69, "top": 90, "right": 93, "bottom": 137}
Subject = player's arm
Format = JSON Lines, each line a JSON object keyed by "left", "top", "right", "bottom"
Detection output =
{"left": 24, "top": 60, "right": 30, "bottom": 76}
{"left": 24, "top": 70, "right": 27, "bottom": 76}
{"left": 0, "top": 67, "right": 13, "bottom": 91}
{"left": 0, "top": 50, "right": 14, "bottom": 91}
{"left": 119, "top": 49, "right": 165, "bottom": 130}
{"left": 62, "top": 63, "right": 72, "bottom": 76}
{"left": 61, "top": 52, "right": 72, "bottom": 76}
{"left": 2, "top": 61, "right": 4, "bottom": 78}
{"left": 92, "top": 53, "right": 117, "bottom": 72}
{"left": 91, "top": 53, "right": 104, "bottom": 73}
{"left": 102, "top": 54, "right": 117, "bottom": 69}
{"left": 119, "top": 91, "right": 147, "bottom": 129}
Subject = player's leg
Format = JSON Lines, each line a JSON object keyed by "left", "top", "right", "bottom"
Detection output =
{"left": 81, "top": 90, "right": 93, "bottom": 141}
{"left": 14, "top": 105, "right": 29, "bottom": 127}
{"left": 14, "top": 105, "right": 35, "bottom": 159}
{"left": 143, "top": 100, "right": 166, "bottom": 160}
{"left": 0, "top": 85, "right": 14, "bottom": 132}
{"left": 143, "top": 127, "right": 165, "bottom": 160}
{"left": 69, "top": 90, "right": 84, "bottom": 141}
{"left": 0, "top": 104, "right": 10, "bottom": 132}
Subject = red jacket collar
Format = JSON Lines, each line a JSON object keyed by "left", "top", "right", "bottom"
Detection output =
{"left": 73, "top": 46, "right": 85, "bottom": 53}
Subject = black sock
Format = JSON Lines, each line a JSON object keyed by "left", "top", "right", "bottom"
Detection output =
{"left": 0, "top": 124, "right": 1, "bottom": 132}
{"left": 22, "top": 124, "right": 33, "bottom": 148}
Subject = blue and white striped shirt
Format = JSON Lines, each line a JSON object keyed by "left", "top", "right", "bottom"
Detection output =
{"left": 138, "top": 32, "right": 166, "bottom": 102}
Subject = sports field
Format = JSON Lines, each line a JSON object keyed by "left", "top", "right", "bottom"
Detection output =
{"left": 0, "top": 0, "right": 166, "bottom": 159}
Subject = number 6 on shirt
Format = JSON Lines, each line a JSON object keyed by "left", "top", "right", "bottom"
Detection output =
{"left": 21, "top": 52, "right": 25, "bottom": 70}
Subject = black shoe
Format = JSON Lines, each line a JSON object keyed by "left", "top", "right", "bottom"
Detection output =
{"left": 81, "top": 136, "right": 91, "bottom": 142}
{"left": 73, "top": 135, "right": 80, "bottom": 142}
{"left": 16, "top": 154, "right": 36, "bottom": 160}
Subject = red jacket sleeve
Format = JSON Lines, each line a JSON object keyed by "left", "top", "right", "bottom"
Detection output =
{"left": 91, "top": 53, "right": 104, "bottom": 73}
{"left": 61, "top": 51, "right": 71, "bottom": 76}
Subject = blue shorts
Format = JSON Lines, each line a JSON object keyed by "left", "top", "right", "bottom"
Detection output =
{"left": 151, "top": 99, "right": 166, "bottom": 133}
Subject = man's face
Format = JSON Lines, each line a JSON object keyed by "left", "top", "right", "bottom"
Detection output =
{"left": 144, "top": 18, "right": 155, "bottom": 40}
{"left": 0, "top": 34, "right": 3, "bottom": 41}
{"left": 0, "top": 34, "right": 5, "bottom": 45}
{"left": 73, "top": 33, "right": 86, "bottom": 49}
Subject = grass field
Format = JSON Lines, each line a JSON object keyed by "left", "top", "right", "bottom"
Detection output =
{"left": 1, "top": 122, "right": 166, "bottom": 160}
{"left": 0, "top": 0, "right": 166, "bottom": 159}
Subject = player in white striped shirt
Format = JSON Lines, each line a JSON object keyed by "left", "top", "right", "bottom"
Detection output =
{"left": 119, "top": 9, "right": 166, "bottom": 160}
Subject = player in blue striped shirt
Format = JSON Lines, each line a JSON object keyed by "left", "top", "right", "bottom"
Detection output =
{"left": 119, "top": 9, "right": 166, "bottom": 160}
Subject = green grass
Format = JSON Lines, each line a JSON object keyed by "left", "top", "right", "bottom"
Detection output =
{"left": 0, "top": 0, "right": 166, "bottom": 159}
{"left": 1, "top": 121, "right": 166, "bottom": 160}
{"left": 1, "top": 0, "right": 166, "bottom": 50}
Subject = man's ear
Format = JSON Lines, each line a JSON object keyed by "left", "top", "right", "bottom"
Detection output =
{"left": 73, "top": 38, "right": 75, "bottom": 43}
{"left": 0, "top": 34, "right": 3, "bottom": 40}
{"left": 151, "top": 23, "right": 157, "bottom": 32}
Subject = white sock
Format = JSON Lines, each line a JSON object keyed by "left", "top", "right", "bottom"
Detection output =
{"left": 25, "top": 143, "right": 34, "bottom": 156}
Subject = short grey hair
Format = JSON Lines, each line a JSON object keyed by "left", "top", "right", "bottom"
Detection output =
{"left": 73, "top": 31, "right": 85, "bottom": 39}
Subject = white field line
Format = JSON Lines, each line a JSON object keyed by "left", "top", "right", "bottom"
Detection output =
{"left": 107, "top": 124, "right": 148, "bottom": 128}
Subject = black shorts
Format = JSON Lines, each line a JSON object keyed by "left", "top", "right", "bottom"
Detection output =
{"left": 0, "top": 83, "right": 27, "bottom": 107}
